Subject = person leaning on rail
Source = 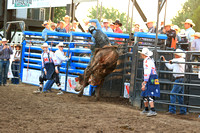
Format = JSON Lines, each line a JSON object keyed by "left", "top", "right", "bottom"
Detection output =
{"left": 0, "top": 38, "right": 13, "bottom": 86}
{"left": 54, "top": 42, "right": 70, "bottom": 95}
{"left": 139, "top": 47, "right": 160, "bottom": 117}
{"left": 161, "top": 49, "right": 187, "bottom": 115}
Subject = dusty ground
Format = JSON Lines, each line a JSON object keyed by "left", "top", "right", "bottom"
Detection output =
{"left": 0, "top": 83, "right": 200, "bottom": 133}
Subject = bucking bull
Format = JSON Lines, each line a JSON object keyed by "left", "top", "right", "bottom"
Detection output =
{"left": 75, "top": 45, "right": 119, "bottom": 100}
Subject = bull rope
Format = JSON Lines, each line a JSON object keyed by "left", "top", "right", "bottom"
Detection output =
{"left": 26, "top": 41, "right": 31, "bottom": 81}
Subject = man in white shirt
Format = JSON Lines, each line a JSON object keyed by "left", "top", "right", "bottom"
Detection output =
{"left": 161, "top": 49, "right": 187, "bottom": 115}
{"left": 54, "top": 42, "right": 70, "bottom": 95}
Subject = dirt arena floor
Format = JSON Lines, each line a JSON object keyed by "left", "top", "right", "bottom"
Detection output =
{"left": 0, "top": 83, "right": 200, "bottom": 133}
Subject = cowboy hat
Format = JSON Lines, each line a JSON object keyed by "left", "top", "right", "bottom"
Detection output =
{"left": 174, "top": 49, "right": 185, "bottom": 58}
{"left": 182, "top": 19, "right": 195, "bottom": 26}
{"left": 113, "top": 20, "right": 122, "bottom": 26}
{"left": 56, "top": 42, "right": 65, "bottom": 48}
{"left": 191, "top": 32, "right": 200, "bottom": 38}
{"left": 1, "top": 38, "right": 9, "bottom": 42}
{"left": 72, "top": 20, "right": 79, "bottom": 25}
{"left": 138, "top": 47, "right": 153, "bottom": 57}
{"left": 145, "top": 20, "right": 155, "bottom": 24}
{"left": 103, "top": 19, "right": 109, "bottom": 23}
{"left": 50, "top": 23, "right": 57, "bottom": 27}
{"left": 173, "top": 25, "right": 180, "bottom": 30}
{"left": 134, "top": 24, "right": 140, "bottom": 28}
{"left": 41, "top": 43, "right": 49, "bottom": 49}
{"left": 42, "top": 21, "right": 49, "bottom": 27}
{"left": 164, "top": 22, "right": 174, "bottom": 27}
{"left": 63, "top": 15, "right": 71, "bottom": 20}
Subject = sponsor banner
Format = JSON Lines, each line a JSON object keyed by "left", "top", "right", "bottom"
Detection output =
{"left": 7, "top": 0, "right": 71, "bottom": 9}
{"left": 8, "top": 0, "right": 97, "bottom": 9}
{"left": 124, "top": 82, "right": 130, "bottom": 98}
{"left": 67, "top": 76, "right": 90, "bottom": 96}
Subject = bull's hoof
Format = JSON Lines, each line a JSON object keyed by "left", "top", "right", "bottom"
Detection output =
{"left": 78, "top": 92, "right": 83, "bottom": 97}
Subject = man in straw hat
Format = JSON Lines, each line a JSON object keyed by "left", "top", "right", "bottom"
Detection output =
{"left": 139, "top": 47, "right": 160, "bottom": 117}
{"left": 145, "top": 20, "right": 156, "bottom": 33}
{"left": 56, "top": 21, "right": 66, "bottom": 33}
{"left": 102, "top": 19, "right": 113, "bottom": 33}
{"left": 161, "top": 49, "right": 187, "bottom": 115}
{"left": 183, "top": 19, "right": 195, "bottom": 43}
{"left": 42, "top": 21, "right": 51, "bottom": 39}
{"left": 63, "top": 15, "right": 71, "bottom": 33}
{"left": 162, "top": 23, "right": 176, "bottom": 49}
{"left": 191, "top": 32, "right": 200, "bottom": 51}
{"left": 0, "top": 38, "right": 13, "bottom": 86}
{"left": 54, "top": 42, "right": 70, "bottom": 95}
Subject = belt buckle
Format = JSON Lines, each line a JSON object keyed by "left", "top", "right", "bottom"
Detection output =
{"left": 3, "top": 59, "right": 7, "bottom": 61}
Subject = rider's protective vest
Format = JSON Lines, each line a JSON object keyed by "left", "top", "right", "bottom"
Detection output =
{"left": 91, "top": 29, "right": 110, "bottom": 52}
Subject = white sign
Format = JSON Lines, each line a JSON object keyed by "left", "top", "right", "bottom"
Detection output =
{"left": 7, "top": 0, "right": 71, "bottom": 9}
{"left": 124, "top": 82, "right": 130, "bottom": 98}
{"left": 74, "top": 0, "right": 97, "bottom": 3}
{"left": 67, "top": 76, "right": 90, "bottom": 96}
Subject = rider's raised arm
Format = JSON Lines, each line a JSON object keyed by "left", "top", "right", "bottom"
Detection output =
{"left": 89, "top": 19, "right": 102, "bottom": 30}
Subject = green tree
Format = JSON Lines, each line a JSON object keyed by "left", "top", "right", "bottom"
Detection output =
{"left": 53, "top": 7, "right": 66, "bottom": 22}
{"left": 87, "top": 6, "right": 133, "bottom": 33}
{"left": 192, "top": 6, "right": 200, "bottom": 31}
{"left": 171, "top": 0, "right": 200, "bottom": 29}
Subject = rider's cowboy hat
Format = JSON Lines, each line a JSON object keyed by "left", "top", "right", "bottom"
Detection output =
{"left": 42, "top": 21, "right": 49, "bottom": 27}
{"left": 113, "top": 20, "right": 122, "bottom": 26}
{"left": 56, "top": 42, "right": 65, "bottom": 48}
{"left": 191, "top": 32, "right": 200, "bottom": 38}
{"left": 138, "top": 47, "right": 153, "bottom": 57}
{"left": 174, "top": 49, "right": 185, "bottom": 58}
{"left": 182, "top": 19, "right": 195, "bottom": 27}
{"left": 41, "top": 43, "right": 49, "bottom": 49}
{"left": 1, "top": 38, "right": 9, "bottom": 42}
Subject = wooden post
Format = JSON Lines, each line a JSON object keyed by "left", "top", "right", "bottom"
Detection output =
{"left": 126, "top": 0, "right": 130, "bottom": 33}
{"left": 163, "top": 0, "right": 167, "bottom": 27}
{"left": 96, "top": 0, "right": 99, "bottom": 20}
{"left": 3, "top": 0, "right": 7, "bottom": 38}
{"left": 129, "top": 0, "right": 135, "bottom": 36}
{"left": 99, "top": 2, "right": 102, "bottom": 22}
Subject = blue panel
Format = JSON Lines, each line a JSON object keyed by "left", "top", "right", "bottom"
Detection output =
{"left": 24, "top": 58, "right": 41, "bottom": 64}
{"left": 70, "top": 48, "right": 91, "bottom": 53}
{"left": 71, "top": 31, "right": 92, "bottom": 37}
{"left": 134, "top": 32, "right": 168, "bottom": 40}
{"left": 105, "top": 32, "right": 129, "bottom": 39}
{"left": 26, "top": 40, "right": 45, "bottom": 44}
{"left": 24, "top": 52, "right": 41, "bottom": 58}
{"left": 23, "top": 31, "right": 42, "bottom": 36}
{"left": 47, "top": 32, "right": 71, "bottom": 37}
{"left": 24, "top": 63, "right": 41, "bottom": 69}
{"left": 25, "top": 46, "right": 42, "bottom": 51}
{"left": 71, "top": 62, "right": 88, "bottom": 68}
{"left": 71, "top": 56, "right": 90, "bottom": 62}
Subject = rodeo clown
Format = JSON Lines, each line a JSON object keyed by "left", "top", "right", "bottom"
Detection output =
{"left": 75, "top": 19, "right": 111, "bottom": 91}
{"left": 139, "top": 47, "right": 160, "bottom": 117}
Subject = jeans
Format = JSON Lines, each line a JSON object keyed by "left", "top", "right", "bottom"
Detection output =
{"left": 43, "top": 80, "right": 55, "bottom": 92}
{"left": 0, "top": 60, "right": 10, "bottom": 85}
{"left": 11, "top": 61, "right": 20, "bottom": 84}
{"left": 169, "top": 78, "right": 187, "bottom": 114}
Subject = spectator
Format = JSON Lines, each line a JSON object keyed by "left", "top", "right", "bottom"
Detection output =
{"left": 162, "top": 23, "right": 176, "bottom": 49}
{"left": 173, "top": 25, "right": 181, "bottom": 42}
{"left": 11, "top": 44, "right": 21, "bottom": 84}
{"left": 50, "top": 23, "right": 57, "bottom": 31}
{"left": 139, "top": 47, "right": 160, "bottom": 117}
{"left": 71, "top": 21, "right": 81, "bottom": 32}
{"left": 63, "top": 15, "right": 71, "bottom": 33}
{"left": 102, "top": 19, "right": 113, "bottom": 32}
{"left": 158, "top": 21, "right": 164, "bottom": 34}
{"left": 161, "top": 49, "right": 187, "bottom": 115}
{"left": 56, "top": 21, "right": 67, "bottom": 33}
{"left": 191, "top": 32, "right": 200, "bottom": 51}
{"left": 113, "top": 20, "right": 123, "bottom": 44}
{"left": 146, "top": 20, "right": 156, "bottom": 33}
{"left": 183, "top": 19, "right": 195, "bottom": 43}
{"left": 42, "top": 21, "right": 51, "bottom": 39}
{"left": 134, "top": 24, "right": 140, "bottom": 32}
{"left": 0, "top": 38, "right": 13, "bottom": 86}
{"left": 110, "top": 23, "right": 115, "bottom": 32}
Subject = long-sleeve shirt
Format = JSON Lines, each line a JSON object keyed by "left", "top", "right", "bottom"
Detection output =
{"left": 102, "top": 27, "right": 113, "bottom": 32}
{"left": 13, "top": 50, "right": 21, "bottom": 61}
{"left": 54, "top": 50, "right": 69, "bottom": 65}
{"left": 0, "top": 45, "right": 13, "bottom": 59}
{"left": 41, "top": 51, "right": 55, "bottom": 68}
{"left": 185, "top": 27, "right": 195, "bottom": 43}
{"left": 42, "top": 28, "right": 51, "bottom": 39}
{"left": 114, "top": 27, "right": 123, "bottom": 43}
{"left": 191, "top": 39, "right": 200, "bottom": 51}
{"left": 143, "top": 57, "right": 157, "bottom": 81}
{"left": 165, "top": 58, "right": 185, "bottom": 78}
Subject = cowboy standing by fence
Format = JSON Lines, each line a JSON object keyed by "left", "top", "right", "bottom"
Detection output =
{"left": 161, "top": 49, "right": 187, "bottom": 115}
{"left": 0, "top": 38, "right": 13, "bottom": 86}
{"left": 139, "top": 47, "right": 160, "bottom": 117}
